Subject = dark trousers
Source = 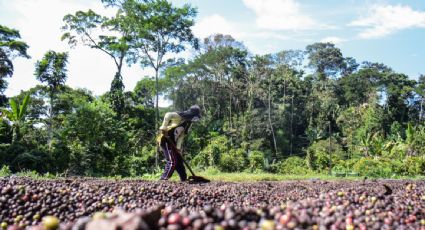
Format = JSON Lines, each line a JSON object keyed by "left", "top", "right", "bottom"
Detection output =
{"left": 159, "top": 139, "right": 187, "bottom": 181}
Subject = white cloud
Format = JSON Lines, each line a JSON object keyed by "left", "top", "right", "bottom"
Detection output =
{"left": 320, "top": 36, "right": 345, "bottom": 44}
{"left": 245, "top": 32, "right": 290, "bottom": 40}
{"left": 2, "top": 0, "right": 147, "bottom": 97}
{"left": 192, "top": 14, "right": 294, "bottom": 43}
{"left": 192, "top": 14, "right": 238, "bottom": 39}
{"left": 242, "top": 0, "right": 321, "bottom": 30}
{"left": 349, "top": 4, "right": 425, "bottom": 39}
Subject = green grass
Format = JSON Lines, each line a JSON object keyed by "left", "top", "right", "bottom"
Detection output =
{"left": 195, "top": 171, "right": 337, "bottom": 182}
{"left": 153, "top": 165, "right": 425, "bottom": 182}
{"left": 132, "top": 166, "right": 341, "bottom": 182}
{"left": 1, "top": 165, "right": 424, "bottom": 181}
{"left": 166, "top": 172, "right": 425, "bottom": 182}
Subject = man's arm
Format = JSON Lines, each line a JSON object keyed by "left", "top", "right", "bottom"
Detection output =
{"left": 159, "top": 112, "right": 173, "bottom": 135}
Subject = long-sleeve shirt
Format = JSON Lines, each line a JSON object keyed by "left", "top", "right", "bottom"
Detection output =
{"left": 157, "top": 112, "right": 188, "bottom": 150}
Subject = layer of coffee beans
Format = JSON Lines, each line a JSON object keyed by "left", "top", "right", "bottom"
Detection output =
{"left": 0, "top": 178, "right": 424, "bottom": 229}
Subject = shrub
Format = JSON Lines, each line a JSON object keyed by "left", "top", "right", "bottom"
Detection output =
{"left": 402, "top": 156, "right": 425, "bottom": 176}
{"left": 386, "top": 158, "right": 404, "bottom": 175}
{"left": 388, "top": 142, "right": 407, "bottom": 159}
{"left": 306, "top": 138, "right": 345, "bottom": 172}
{"left": 61, "top": 100, "right": 128, "bottom": 176}
{"left": 352, "top": 157, "right": 396, "bottom": 178}
{"left": 336, "top": 158, "right": 361, "bottom": 172}
{"left": 411, "top": 126, "right": 425, "bottom": 154}
{"left": 219, "top": 148, "right": 246, "bottom": 172}
{"left": 192, "top": 135, "right": 228, "bottom": 168}
{"left": 0, "top": 165, "right": 11, "bottom": 176}
{"left": 279, "top": 156, "right": 309, "bottom": 175}
{"left": 127, "top": 146, "right": 156, "bottom": 177}
{"left": 16, "top": 170, "right": 40, "bottom": 178}
{"left": 247, "top": 150, "right": 264, "bottom": 172}
{"left": 204, "top": 166, "right": 220, "bottom": 175}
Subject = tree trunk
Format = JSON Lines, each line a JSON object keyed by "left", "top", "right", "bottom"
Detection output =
{"left": 229, "top": 92, "right": 233, "bottom": 147}
{"left": 202, "top": 90, "right": 206, "bottom": 115}
{"left": 328, "top": 119, "right": 332, "bottom": 175}
{"left": 172, "top": 88, "right": 175, "bottom": 109}
{"left": 48, "top": 93, "right": 54, "bottom": 151}
{"left": 268, "top": 82, "right": 278, "bottom": 158}
{"left": 420, "top": 97, "right": 424, "bottom": 122}
{"left": 290, "top": 95, "right": 294, "bottom": 156}
{"left": 246, "top": 81, "right": 254, "bottom": 141}
{"left": 155, "top": 68, "right": 160, "bottom": 168}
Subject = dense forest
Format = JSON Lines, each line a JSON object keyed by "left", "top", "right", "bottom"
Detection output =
{"left": 0, "top": 0, "right": 424, "bottom": 178}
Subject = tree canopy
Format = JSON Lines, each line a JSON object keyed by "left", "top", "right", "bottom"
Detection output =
{"left": 0, "top": 1, "right": 424, "bottom": 178}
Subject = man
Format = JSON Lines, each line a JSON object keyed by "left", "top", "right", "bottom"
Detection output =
{"left": 156, "top": 105, "right": 201, "bottom": 181}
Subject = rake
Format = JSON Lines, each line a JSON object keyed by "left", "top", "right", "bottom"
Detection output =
{"left": 164, "top": 136, "right": 210, "bottom": 183}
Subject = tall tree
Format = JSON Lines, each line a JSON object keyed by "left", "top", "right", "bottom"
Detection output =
{"left": 270, "top": 51, "right": 306, "bottom": 156}
{"left": 34, "top": 50, "right": 68, "bottom": 149}
{"left": 337, "top": 66, "right": 382, "bottom": 107}
{"left": 166, "top": 35, "right": 249, "bottom": 148}
{"left": 0, "top": 25, "right": 30, "bottom": 105}
{"left": 252, "top": 55, "right": 278, "bottom": 157}
{"left": 380, "top": 72, "right": 415, "bottom": 131}
{"left": 305, "top": 42, "right": 344, "bottom": 139}
{"left": 305, "top": 42, "right": 344, "bottom": 78}
{"left": 305, "top": 42, "right": 344, "bottom": 173}
{"left": 62, "top": 9, "right": 131, "bottom": 116}
{"left": 118, "top": 0, "right": 198, "bottom": 130}
{"left": 133, "top": 77, "right": 159, "bottom": 108}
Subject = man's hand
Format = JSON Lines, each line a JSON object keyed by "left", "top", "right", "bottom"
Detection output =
{"left": 161, "top": 129, "right": 169, "bottom": 137}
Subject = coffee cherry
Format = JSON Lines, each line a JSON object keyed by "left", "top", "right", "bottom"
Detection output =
{"left": 41, "top": 216, "right": 59, "bottom": 230}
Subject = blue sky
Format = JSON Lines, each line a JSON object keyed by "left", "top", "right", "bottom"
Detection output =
{"left": 182, "top": 0, "right": 425, "bottom": 77}
{"left": 0, "top": 0, "right": 424, "bottom": 98}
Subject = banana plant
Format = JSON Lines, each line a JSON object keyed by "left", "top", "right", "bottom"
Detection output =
{"left": 360, "top": 132, "right": 374, "bottom": 157}
{"left": 0, "top": 94, "right": 30, "bottom": 144}
{"left": 405, "top": 123, "right": 417, "bottom": 156}
{"left": 371, "top": 133, "right": 385, "bottom": 158}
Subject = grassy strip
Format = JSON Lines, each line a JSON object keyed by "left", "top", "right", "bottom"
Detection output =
{"left": 2, "top": 165, "right": 424, "bottom": 182}
{"left": 146, "top": 168, "right": 425, "bottom": 182}
{"left": 195, "top": 172, "right": 338, "bottom": 182}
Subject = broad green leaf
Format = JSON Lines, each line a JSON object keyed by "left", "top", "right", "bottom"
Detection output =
{"left": 19, "top": 94, "right": 31, "bottom": 120}
{"left": 9, "top": 98, "right": 19, "bottom": 121}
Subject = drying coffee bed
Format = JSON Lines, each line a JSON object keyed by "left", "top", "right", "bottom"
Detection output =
{"left": 0, "top": 178, "right": 424, "bottom": 229}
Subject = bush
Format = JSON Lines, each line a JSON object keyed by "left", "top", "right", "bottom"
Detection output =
{"left": 352, "top": 157, "right": 396, "bottom": 178}
{"left": 219, "top": 148, "right": 246, "bottom": 172}
{"left": 204, "top": 166, "right": 220, "bottom": 175}
{"left": 332, "top": 158, "right": 361, "bottom": 173}
{"left": 0, "top": 143, "right": 51, "bottom": 174}
{"left": 16, "top": 170, "right": 40, "bottom": 178}
{"left": 61, "top": 100, "right": 128, "bottom": 176}
{"left": 279, "top": 156, "right": 309, "bottom": 175}
{"left": 411, "top": 126, "right": 425, "bottom": 154}
{"left": 247, "top": 150, "right": 264, "bottom": 172}
{"left": 306, "top": 138, "right": 345, "bottom": 172}
{"left": 127, "top": 146, "right": 157, "bottom": 177}
{"left": 192, "top": 135, "right": 228, "bottom": 168}
{"left": 402, "top": 156, "right": 425, "bottom": 176}
{"left": 0, "top": 165, "right": 11, "bottom": 176}
{"left": 388, "top": 142, "right": 408, "bottom": 159}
